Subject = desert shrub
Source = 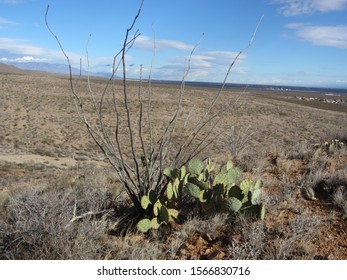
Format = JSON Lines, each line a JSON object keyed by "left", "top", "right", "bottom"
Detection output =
{"left": 305, "top": 137, "right": 347, "bottom": 202}
{"left": 332, "top": 184, "right": 347, "bottom": 215}
{"left": 285, "top": 143, "right": 312, "bottom": 160}
{"left": 0, "top": 168, "right": 124, "bottom": 259}
{"left": 224, "top": 125, "right": 254, "bottom": 158}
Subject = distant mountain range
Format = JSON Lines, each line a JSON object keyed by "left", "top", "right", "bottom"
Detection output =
{"left": 0, "top": 62, "right": 25, "bottom": 74}
{"left": 0, "top": 61, "right": 111, "bottom": 77}
{"left": 1, "top": 62, "right": 346, "bottom": 93}
{"left": 3, "top": 61, "right": 86, "bottom": 75}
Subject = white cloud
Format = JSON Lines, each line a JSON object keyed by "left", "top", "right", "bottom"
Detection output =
{"left": 0, "top": 56, "right": 47, "bottom": 63}
{"left": 0, "top": 0, "right": 17, "bottom": 3}
{"left": 134, "top": 35, "right": 194, "bottom": 51}
{"left": 202, "top": 51, "right": 246, "bottom": 66}
{"left": 286, "top": 23, "right": 347, "bottom": 48}
{"left": 0, "top": 0, "right": 28, "bottom": 4}
{"left": 143, "top": 50, "right": 247, "bottom": 82}
{"left": 0, "top": 33, "right": 248, "bottom": 82}
{"left": 0, "top": 37, "right": 85, "bottom": 66}
{"left": 0, "top": 38, "right": 46, "bottom": 56}
{"left": 273, "top": 0, "right": 347, "bottom": 16}
{"left": 129, "top": 35, "right": 249, "bottom": 81}
{"left": 0, "top": 17, "right": 17, "bottom": 29}
{"left": 0, "top": 17, "right": 15, "bottom": 24}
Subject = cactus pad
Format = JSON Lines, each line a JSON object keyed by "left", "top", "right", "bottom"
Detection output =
{"left": 137, "top": 219, "right": 152, "bottom": 233}
{"left": 224, "top": 197, "right": 242, "bottom": 213}
{"left": 186, "top": 182, "right": 201, "bottom": 199}
{"left": 188, "top": 159, "right": 204, "bottom": 176}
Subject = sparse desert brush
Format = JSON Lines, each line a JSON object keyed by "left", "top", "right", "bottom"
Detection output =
{"left": 285, "top": 142, "right": 312, "bottom": 161}
{"left": 224, "top": 124, "right": 254, "bottom": 159}
{"left": 227, "top": 215, "right": 266, "bottom": 260}
{"left": 0, "top": 170, "right": 125, "bottom": 260}
{"left": 332, "top": 185, "right": 347, "bottom": 215}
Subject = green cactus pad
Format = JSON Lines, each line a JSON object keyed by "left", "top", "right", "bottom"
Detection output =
{"left": 153, "top": 200, "right": 162, "bottom": 216}
{"left": 166, "top": 182, "right": 174, "bottom": 200}
{"left": 188, "top": 159, "right": 204, "bottom": 176}
{"left": 226, "top": 160, "right": 234, "bottom": 170}
{"left": 137, "top": 218, "right": 152, "bottom": 233}
{"left": 163, "top": 167, "right": 173, "bottom": 178}
{"left": 140, "top": 195, "right": 150, "bottom": 210}
{"left": 213, "top": 168, "right": 240, "bottom": 187}
{"left": 180, "top": 165, "right": 186, "bottom": 180}
{"left": 158, "top": 205, "right": 169, "bottom": 223}
{"left": 172, "top": 178, "right": 180, "bottom": 199}
{"left": 186, "top": 182, "right": 201, "bottom": 199}
{"left": 224, "top": 197, "right": 242, "bottom": 213}
{"left": 260, "top": 204, "right": 265, "bottom": 220}
{"left": 213, "top": 172, "right": 228, "bottom": 187}
{"left": 183, "top": 174, "right": 189, "bottom": 184}
{"left": 240, "top": 179, "right": 254, "bottom": 195}
{"left": 151, "top": 217, "right": 161, "bottom": 230}
{"left": 168, "top": 208, "right": 179, "bottom": 221}
{"left": 148, "top": 190, "right": 157, "bottom": 204}
{"left": 250, "top": 188, "right": 261, "bottom": 205}
{"left": 255, "top": 179, "right": 263, "bottom": 189}
{"left": 227, "top": 168, "right": 241, "bottom": 184}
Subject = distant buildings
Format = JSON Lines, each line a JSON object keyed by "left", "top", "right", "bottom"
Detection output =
{"left": 294, "top": 96, "right": 347, "bottom": 105}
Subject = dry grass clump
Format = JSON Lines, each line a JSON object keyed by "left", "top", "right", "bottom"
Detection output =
{"left": 306, "top": 138, "right": 347, "bottom": 205}
{"left": 332, "top": 184, "right": 347, "bottom": 215}
{"left": 0, "top": 166, "right": 124, "bottom": 260}
{"left": 226, "top": 192, "right": 321, "bottom": 260}
{"left": 227, "top": 216, "right": 266, "bottom": 259}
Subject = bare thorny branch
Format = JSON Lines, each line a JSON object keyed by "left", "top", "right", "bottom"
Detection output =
{"left": 45, "top": 1, "right": 263, "bottom": 211}
{"left": 45, "top": 2, "right": 145, "bottom": 209}
{"left": 172, "top": 15, "right": 264, "bottom": 166}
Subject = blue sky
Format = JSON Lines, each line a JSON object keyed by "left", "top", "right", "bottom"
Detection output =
{"left": 1, "top": 0, "right": 347, "bottom": 88}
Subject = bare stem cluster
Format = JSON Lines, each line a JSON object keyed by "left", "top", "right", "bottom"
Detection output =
{"left": 45, "top": 1, "right": 262, "bottom": 211}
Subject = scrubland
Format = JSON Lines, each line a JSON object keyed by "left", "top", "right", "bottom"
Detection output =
{"left": 1, "top": 70, "right": 347, "bottom": 259}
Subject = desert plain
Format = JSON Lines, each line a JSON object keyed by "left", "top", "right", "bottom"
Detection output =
{"left": 0, "top": 63, "right": 347, "bottom": 259}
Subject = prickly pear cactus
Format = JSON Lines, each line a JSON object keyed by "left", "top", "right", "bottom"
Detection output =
{"left": 188, "top": 159, "right": 204, "bottom": 176}
{"left": 139, "top": 158, "right": 266, "bottom": 232}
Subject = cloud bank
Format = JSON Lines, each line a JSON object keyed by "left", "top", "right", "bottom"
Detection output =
{"left": 286, "top": 23, "right": 347, "bottom": 48}
{"left": 133, "top": 35, "right": 194, "bottom": 51}
{"left": 0, "top": 37, "right": 85, "bottom": 67}
{"left": 0, "top": 17, "right": 17, "bottom": 29}
{"left": 274, "top": 0, "right": 347, "bottom": 16}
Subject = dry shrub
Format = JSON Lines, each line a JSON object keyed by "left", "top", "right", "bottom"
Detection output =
{"left": 227, "top": 216, "right": 266, "bottom": 260}
{"left": 0, "top": 167, "right": 122, "bottom": 260}
{"left": 332, "top": 185, "right": 347, "bottom": 215}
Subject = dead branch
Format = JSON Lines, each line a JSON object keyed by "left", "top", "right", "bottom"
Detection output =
{"left": 65, "top": 210, "right": 114, "bottom": 229}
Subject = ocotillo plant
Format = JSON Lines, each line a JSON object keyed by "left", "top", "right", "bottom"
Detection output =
{"left": 46, "top": 0, "right": 263, "bottom": 224}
